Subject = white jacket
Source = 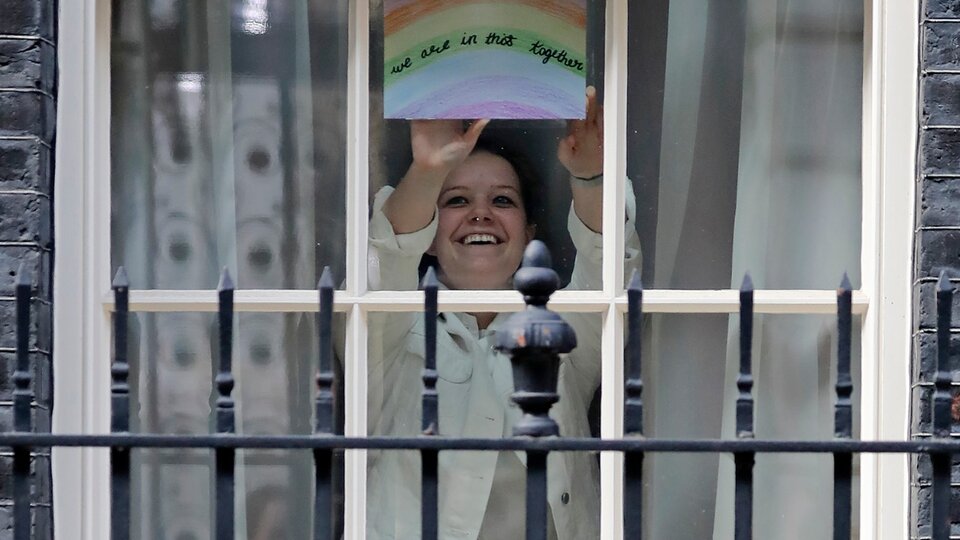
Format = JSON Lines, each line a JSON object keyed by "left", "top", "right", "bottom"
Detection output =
{"left": 361, "top": 183, "right": 641, "bottom": 540}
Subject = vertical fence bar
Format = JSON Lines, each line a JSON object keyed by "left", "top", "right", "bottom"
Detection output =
{"left": 734, "top": 274, "right": 755, "bottom": 540}
{"left": 421, "top": 268, "right": 439, "bottom": 540}
{"left": 12, "top": 266, "right": 32, "bottom": 540}
{"left": 833, "top": 274, "right": 853, "bottom": 540}
{"left": 933, "top": 271, "right": 953, "bottom": 540}
{"left": 495, "top": 242, "right": 575, "bottom": 540}
{"left": 624, "top": 270, "right": 644, "bottom": 538}
{"left": 315, "top": 268, "right": 335, "bottom": 540}
{"left": 215, "top": 269, "right": 236, "bottom": 540}
{"left": 111, "top": 268, "right": 131, "bottom": 540}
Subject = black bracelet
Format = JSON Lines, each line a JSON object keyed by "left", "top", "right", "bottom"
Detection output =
{"left": 571, "top": 172, "right": 603, "bottom": 185}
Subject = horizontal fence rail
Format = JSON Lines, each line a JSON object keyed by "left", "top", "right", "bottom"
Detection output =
{"left": 1, "top": 250, "right": 952, "bottom": 539}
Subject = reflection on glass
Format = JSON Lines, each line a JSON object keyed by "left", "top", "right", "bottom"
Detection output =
{"left": 126, "top": 312, "right": 342, "bottom": 539}
{"left": 633, "top": 312, "right": 861, "bottom": 539}
{"left": 361, "top": 311, "right": 601, "bottom": 538}
{"left": 627, "top": 0, "right": 863, "bottom": 289}
{"left": 111, "top": 0, "right": 349, "bottom": 289}
{"left": 369, "top": 0, "right": 618, "bottom": 290}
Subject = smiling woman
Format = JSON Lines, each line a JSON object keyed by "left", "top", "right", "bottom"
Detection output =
{"left": 359, "top": 89, "right": 641, "bottom": 538}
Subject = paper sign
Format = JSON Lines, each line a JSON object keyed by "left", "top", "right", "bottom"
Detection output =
{"left": 384, "top": 0, "right": 587, "bottom": 119}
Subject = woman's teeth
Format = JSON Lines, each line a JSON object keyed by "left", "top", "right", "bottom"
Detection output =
{"left": 463, "top": 233, "right": 498, "bottom": 245}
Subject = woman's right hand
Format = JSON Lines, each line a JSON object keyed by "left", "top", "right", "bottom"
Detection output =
{"left": 410, "top": 119, "right": 490, "bottom": 177}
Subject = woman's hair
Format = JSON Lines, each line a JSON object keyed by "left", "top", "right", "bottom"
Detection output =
{"left": 470, "top": 136, "right": 541, "bottom": 224}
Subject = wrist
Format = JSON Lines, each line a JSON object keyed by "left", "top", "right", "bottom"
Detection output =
{"left": 570, "top": 172, "right": 603, "bottom": 187}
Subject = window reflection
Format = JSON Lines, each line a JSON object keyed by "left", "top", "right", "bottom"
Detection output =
{"left": 126, "top": 311, "right": 341, "bottom": 539}
{"left": 111, "top": 0, "right": 349, "bottom": 289}
{"left": 627, "top": 0, "right": 863, "bottom": 290}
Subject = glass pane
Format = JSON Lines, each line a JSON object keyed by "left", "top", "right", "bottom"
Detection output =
{"left": 124, "top": 311, "right": 345, "bottom": 539}
{"left": 627, "top": 0, "right": 863, "bottom": 289}
{"left": 111, "top": 0, "right": 349, "bottom": 289}
{"left": 369, "top": 0, "right": 616, "bottom": 291}
{"left": 628, "top": 312, "right": 861, "bottom": 539}
{"left": 364, "top": 310, "right": 601, "bottom": 538}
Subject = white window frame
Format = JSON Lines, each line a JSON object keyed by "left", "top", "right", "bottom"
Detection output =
{"left": 52, "top": 0, "right": 917, "bottom": 538}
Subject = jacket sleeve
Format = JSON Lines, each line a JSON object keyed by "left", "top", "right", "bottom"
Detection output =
{"left": 561, "top": 178, "right": 643, "bottom": 406}
{"left": 345, "top": 186, "right": 439, "bottom": 434}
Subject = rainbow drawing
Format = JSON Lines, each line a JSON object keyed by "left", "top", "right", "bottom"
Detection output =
{"left": 384, "top": 0, "right": 587, "bottom": 119}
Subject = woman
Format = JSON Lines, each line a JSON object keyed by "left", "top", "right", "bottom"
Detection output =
{"left": 364, "top": 87, "right": 641, "bottom": 539}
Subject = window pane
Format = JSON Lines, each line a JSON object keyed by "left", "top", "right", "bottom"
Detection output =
{"left": 363, "top": 310, "right": 601, "bottom": 538}
{"left": 124, "top": 311, "right": 345, "bottom": 539}
{"left": 627, "top": 0, "right": 863, "bottom": 289}
{"left": 369, "top": 0, "right": 612, "bottom": 291}
{"left": 630, "top": 312, "right": 861, "bottom": 539}
{"left": 111, "top": 0, "right": 349, "bottom": 289}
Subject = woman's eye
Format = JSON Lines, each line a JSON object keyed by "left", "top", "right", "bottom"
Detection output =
{"left": 444, "top": 196, "right": 467, "bottom": 206}
{"left": 493, "top": 195, "right": 515, "bottom": 207}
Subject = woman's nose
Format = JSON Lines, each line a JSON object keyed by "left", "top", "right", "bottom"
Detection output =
{"left": 469, "top": 204, "right": 493, "bottom": 223}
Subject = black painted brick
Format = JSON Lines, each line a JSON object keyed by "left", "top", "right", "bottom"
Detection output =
{"left": 0, "top": 454, "right": 52, "bottom": 503}
{"left": 0, "top": 299, "right": 50, "bottom": 352}
{"left": 0, "top": 505, "right": 53, "bottom": 540}
{"left": 0, "top": 352, "right": 51, "bottom": 406}
{"left": 920, "top": 178, "right": 960, "bottom": 227}
{"left": 0, "top": 249, "right": 49, "bottom": 299}
{"left": 916, "top": 281, "right": 960, "bottom": 328}
{"left": 924, "top": 74, "right": 960, "bottom": 125}
{"left": 0, "top": 38, "right": 54, "bottom": 93}
{"left": 922, "top": 129, "right": 960, "bottom": 175}
{"left": 926, "top": 0, "right": 960, "bottom": 18}
{"left": 0, "top": 91, "right": 53, "bottom": 143}
{"left": 912, "top": 386, "right": 960, "bottom": 435}
{"left": 925, "top": 23, "right": 960, "bottom": 71}
{"left": 0, "top": 0, "right": 55, "bottom": 39}
{"left": 917, "top": 229, "right": 960, "bottom": 278}
{"left": 915, "top": 451, "right": 960, "bottom": 483}
{"left": 0, "top": 138, "right": 49, "bottom": 192}
{"left": 0, "top": 195, "right": 49, "bottom": 246}
{"left": 913, "top": 332, "right": 960, "bottom": 382}
{"left": 0, "top": 405, "right": 50, "bottom": 434}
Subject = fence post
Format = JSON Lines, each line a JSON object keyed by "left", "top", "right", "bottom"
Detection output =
{"left": 833, "top": 274, "right": 853, "bottom": 540}
{"left": 421, "top": 267, "right": 440, "bottom": 540}
{"left": 13, "top": 265, "right": 32, "bottom": 540}
{"left": 735, "top": 274, "right": 755, "bottom": 540}
{"left": 315, "top": 267, "right": 336, "bottom": 540}
{"left": 111, "top": 268, "right": 131, "bottom": 540}
{"left": 624, "top": 270, "right": 644, "bottom": 538}
{"left": 933, "top": 271, "right": 953, "bottom": 540}
{"left": 496, "top": 241, "right": 577, "bottom": 540}
{"left": 215, "top": 269, "right": 236, "bottom": 540}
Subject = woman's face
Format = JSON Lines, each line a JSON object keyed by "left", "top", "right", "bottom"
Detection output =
{"left": 431, "top": 151, "right": 534, "bottom": 290}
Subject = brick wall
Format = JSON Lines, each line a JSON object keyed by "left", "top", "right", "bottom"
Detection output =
{"left": 0, "top": 0, "right": 55, "bottom": 538}
{"left": 916, "top": 1, "right": 960, "bottom": 537}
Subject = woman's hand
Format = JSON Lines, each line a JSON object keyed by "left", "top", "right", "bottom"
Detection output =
{"left": 383, "top": 119, "right": 489, "bottom": 235}
{"left": 557, "top": 86, "right": 603, "bottom": 179}
{"left": 410, "top": 119, "right": 490, "bottom": 177}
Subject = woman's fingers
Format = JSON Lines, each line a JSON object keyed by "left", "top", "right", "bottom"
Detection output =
{"left": 585, "top": 85, "right": 599, "bottom": 126}
{"left": 463, "top": 118, "right": 490, "bottom": 147}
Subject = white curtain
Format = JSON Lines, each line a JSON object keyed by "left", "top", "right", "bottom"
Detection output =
{"left": 643, "top": 0, "right": 862, "bottom": 538}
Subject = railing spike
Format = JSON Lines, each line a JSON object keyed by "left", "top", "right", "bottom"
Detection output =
{"left": 628, "top": 268, "right": 642, "bottom": 291}
{"left": 740, "top": 272, "right": 754, "bottom": 292}
{"left": 217, "top": 267, "right": 235, "bottom": 291}
{"left": 318, "top": 265, "right": 334, "bottom": 291}
{"left": 112, "top": 266, "right": 129, "bottom": 289}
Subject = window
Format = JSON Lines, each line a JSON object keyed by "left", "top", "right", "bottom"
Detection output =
{"left": 54, "top": 0, "right": 917, "bottom": 539}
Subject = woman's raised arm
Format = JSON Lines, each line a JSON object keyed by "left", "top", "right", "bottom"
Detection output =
{"left": 383, "top": 119, "right": 489, "bottom": 234}
{"left": 558, "top": 86, "right": 604, "bottom": 233}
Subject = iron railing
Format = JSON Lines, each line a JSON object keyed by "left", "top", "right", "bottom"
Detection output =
{"left": 0, "top": 244, "right": 956, "bottom": 539}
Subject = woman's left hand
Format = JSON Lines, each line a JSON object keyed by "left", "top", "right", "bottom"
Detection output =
{"left": 557, "top": 86, "right": 603, "bottom": 179}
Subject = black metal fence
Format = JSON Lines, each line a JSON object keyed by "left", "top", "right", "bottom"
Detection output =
{"left": 1, "top": 244, "right": 957, "bottom": 539}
